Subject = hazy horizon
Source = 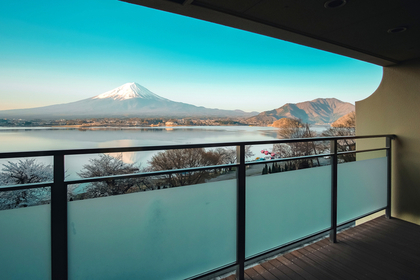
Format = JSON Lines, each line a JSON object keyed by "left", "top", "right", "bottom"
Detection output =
{"left": 0, "top": 82, "right": 358, "bottom": 115}
{"left": 0, "top": 0, "right": 382, "bottom": 112}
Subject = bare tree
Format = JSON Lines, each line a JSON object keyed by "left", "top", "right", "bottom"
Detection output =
{"left": 215, "top": 146, "right": 254, "bottom": 165}
{"left": 0, "top": 159, "right": 52, "bottom": 209}
{"left": 322, "top": 112, "right": 356, "bottom": 162}
{"left": 274, "top": 119, "right": 321, "bottom": 169}
{"left": 148, "top": 148, "right": 223, "bottom": 187}
{"left": 77, "top": 154, "right": 142, "bottom": 198}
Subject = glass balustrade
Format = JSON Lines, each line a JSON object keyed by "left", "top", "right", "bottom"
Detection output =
{"left": 0, "top": 135, "right": 393, "bottom": 280}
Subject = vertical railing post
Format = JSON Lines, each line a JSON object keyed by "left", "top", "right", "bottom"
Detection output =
{"left": 51, "top": 153, "right": 68, "bottom": 280}
{"left": 386, "top": 137, "right": 392, "bottom": 219}
{"left": 330, "top": 140, "right": 338, "bottom": 243}
{"left": 236, "top": 145, "right": 246, "bottom": 280}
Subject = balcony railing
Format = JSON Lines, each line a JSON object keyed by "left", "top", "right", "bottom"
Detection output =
{"left": 0, "top": 134, "right": 395, "bottom": 280}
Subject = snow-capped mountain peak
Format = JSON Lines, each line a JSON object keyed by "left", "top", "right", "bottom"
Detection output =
{"left": 0, "top": 82, "right": 255, "bottom": 119}
{"left": 92, "top": 82, "right": 168, "bottom": 101}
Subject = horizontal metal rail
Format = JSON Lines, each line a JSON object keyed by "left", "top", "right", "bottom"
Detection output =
{"left": 0, "top": 134, "right": 396, "bottom": 159}
{"left": 0, "top": 164, "right": 239, "bottom": 191}
{"left": 246, "top": 152, "right": 333, "bottom": 166}
{"left": 0, "top": 147, "right": 389, "bottom": 191}
{"left": 0, "top": 181, "right": 52, "bottom": 192}
{"left": 66, "top": 163, "right": 238, "bottom": 185}
{"left": 337, "top": 147, "right": 388, "bottom": 155}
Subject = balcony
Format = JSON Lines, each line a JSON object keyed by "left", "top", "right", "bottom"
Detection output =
{"left": 0, "top": 135, "right": 399, "bottom": 280}
{"left": 223, "top": 215, "right": 420, "bottom": 280}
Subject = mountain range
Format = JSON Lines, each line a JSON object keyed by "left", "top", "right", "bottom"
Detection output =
{"left": 247, "top": 98, "right": 355, "bottom": 125}
{"left": 0, "top": 83, "right": 354, "bottom": 124}
{"left": 0, "top": 83, "right": 257, "bottom": 119}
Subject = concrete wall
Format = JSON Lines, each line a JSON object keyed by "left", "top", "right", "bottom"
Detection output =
{"left": 356, "top": 58, "right": 420, "bottom": 225}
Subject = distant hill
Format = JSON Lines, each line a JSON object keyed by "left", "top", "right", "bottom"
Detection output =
{"left": 247, "top": 98, "right": 355, "bottom": 125}
{"left": 269, "top": 118, "right": 302, "bottom": 128}
{"left": 0, "top": 83, "right": 258, "bottom": 119}
{"left": 331, "top": 111, "right": 355, "bottom": 127}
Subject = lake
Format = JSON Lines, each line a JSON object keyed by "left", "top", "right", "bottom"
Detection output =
{"left": 0, "top": 125, "right": 330, "bottom": 179}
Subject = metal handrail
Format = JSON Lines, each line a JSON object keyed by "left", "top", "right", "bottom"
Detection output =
{"left": 0, "top": 134, "right": 394, "bottom": 191}
{"left": 0, "top": 134, "right": 395, "bottom": 159}
{"left": 0, "top": 134, "right": 396, "bottom": 280}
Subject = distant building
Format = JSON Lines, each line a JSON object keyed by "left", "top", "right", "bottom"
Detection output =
{"left": 165, "top": 121, "right": 177, "bottom": 126}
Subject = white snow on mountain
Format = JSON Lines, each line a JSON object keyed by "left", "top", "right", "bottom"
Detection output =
{"left": 92, "top": 82, "right": 168, "bottom": 101}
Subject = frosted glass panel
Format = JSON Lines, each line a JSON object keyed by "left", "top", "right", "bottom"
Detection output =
{"left": 68, "top": 180, "right": 236, "bottom": 280}
{"left": 338, "top": 157, "right": 387, "bottom": 224}
{"left": 0, "top": 205, "right": 51, "bottom": 280}
{"left": 246, "top": 166, "right": 331, "bottom": 257}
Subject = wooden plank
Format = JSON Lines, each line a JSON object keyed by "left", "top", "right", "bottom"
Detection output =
{"left": 338, "top": 237, "right": 418, "bottom": 280}
{"left": 276, "top": 255, "right": 318, "bottom": 280}
{"left": 267, "top": 259, "right": 306, "bottom": 280}
{"left": 259, "top": 260, "right": 293, "bottom": 280}
{"left": 253, "top": 264, "right": 280, "bottom": 280}
{"left": 370, "top": 216, "right": 420, "bottom": 233}
{"left": 367, "top": 219, "right": 420, "bottom": 248}
{"left": 221, "top": 218, "right": 420, "bottom": 280}
{"left": 319, "top": 240, "right": 394, "bottom": 280}
{"left": 289, "top": 249, "right": 339, "bottom": 279}
{"left": 346, "top": 219, "right": 420, "bottom": 278}
{"left": 340, "top": 223, "right": 420, "bottom": 266}
{"left": 366, "top": 219, "right": 420, "bottom": 242}
{"left": 339, "top": 228, "right": 420, "bottom": 278}
{"left": 245, "top": 267, "right": 267, "bottom": 280}
{"left": 316, "top": 239, "right": 391, "bottom": 279}
{"left": 305, "top": 243, "right": 371, "bottom": 280}
{"left": 299, "top": 247, "right": 362, "bottom": 280}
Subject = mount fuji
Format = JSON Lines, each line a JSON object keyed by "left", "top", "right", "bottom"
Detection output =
{"left": 0, "top": 83, "right": 257, "bottom": 119}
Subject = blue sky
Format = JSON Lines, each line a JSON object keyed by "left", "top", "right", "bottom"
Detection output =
{"left": 0, "top": 0, "right": 383, "bottom": 112}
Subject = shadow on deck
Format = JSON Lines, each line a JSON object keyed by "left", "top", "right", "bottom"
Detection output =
{"left": 223, "top": 216, "right": 420, "bottom": 280}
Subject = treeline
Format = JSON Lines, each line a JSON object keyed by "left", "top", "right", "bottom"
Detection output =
{"left": 0, "top": 116, "right": 250, "bottom": 127}
{"left": 261, "top": 162, "right": 297, "bottom": 174}
{"left": 262, "top": 116, "right": 356, "bottom": 170}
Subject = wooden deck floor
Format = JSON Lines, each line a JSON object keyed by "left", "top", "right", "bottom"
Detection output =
{"left": 223, "top": 216, "right": 420, "bottom": 280}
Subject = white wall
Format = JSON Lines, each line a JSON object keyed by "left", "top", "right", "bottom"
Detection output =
{"left": 356, "top": 58, "right": 420, "bottom": 224}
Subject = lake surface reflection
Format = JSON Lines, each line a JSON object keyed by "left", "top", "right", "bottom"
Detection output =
{"left": 0, "top": 125, "right": 329, "bottom": 180}
{"left": 0, "top": 126, "right": 283, "bottom": 152}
